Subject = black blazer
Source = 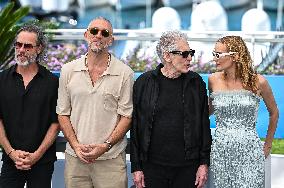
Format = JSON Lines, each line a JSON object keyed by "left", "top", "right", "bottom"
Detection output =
{"left": 130, "top": 64, "right": 212, "bottom": 172}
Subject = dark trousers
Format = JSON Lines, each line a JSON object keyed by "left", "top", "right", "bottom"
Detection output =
{"left": 143, "top": 161, "right": 199, "bottom": 188}
{"left": 0, "top": 161, "right": 54, "bottom": 188}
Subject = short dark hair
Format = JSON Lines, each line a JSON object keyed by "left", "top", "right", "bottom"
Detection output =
{"left": 16, "top": 24, "right": 48, "bottom": 63}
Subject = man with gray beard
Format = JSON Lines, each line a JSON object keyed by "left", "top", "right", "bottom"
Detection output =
{"left": 57, "top": 17, "right": 134, "bottom": 188}
{"left": 0, "top": 24, "right": 59, "bottom": 188}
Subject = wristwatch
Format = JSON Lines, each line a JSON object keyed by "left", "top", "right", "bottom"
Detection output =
{"left": 104, "top": 140, "right": 112, "bottom": 150}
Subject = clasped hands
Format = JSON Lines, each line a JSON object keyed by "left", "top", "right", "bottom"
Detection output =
{"left": 9, "top": 150, "right": 41, "bottom": 170}
{"left": 74, "top": 143, "right": 109, "bottom": 163}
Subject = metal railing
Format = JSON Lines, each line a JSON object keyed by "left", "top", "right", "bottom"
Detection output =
{"left": 45, "top": 29, "right": 284, "bottom": 71}
{"left": 45, "top": 29, "right": 284, "bottom": 43}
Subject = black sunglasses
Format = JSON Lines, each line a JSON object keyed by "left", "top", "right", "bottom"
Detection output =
{"left": 14, "top": 42, "right": 37, "bottom": 50}
{"left": 89, "top": 27, "right": 111, "bottom": 38}
{"left": 170, "top": 50, "right": 195, "bottom": 58}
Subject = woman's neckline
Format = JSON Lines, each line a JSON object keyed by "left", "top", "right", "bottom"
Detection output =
{"left": 211, "top": 89, "right": 262, "bottom": 99}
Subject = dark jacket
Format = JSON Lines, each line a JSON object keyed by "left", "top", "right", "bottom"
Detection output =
{"left": 130, "top": 64, "right": 212, "bottom": 172}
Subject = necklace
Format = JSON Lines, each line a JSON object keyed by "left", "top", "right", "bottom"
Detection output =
{"left": 107, "top": 53, "right": 111, "bottom": 67}
{"left": 85, "top": 53, "right": 111, "bottom": 69}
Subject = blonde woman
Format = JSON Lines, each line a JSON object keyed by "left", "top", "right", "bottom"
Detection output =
{"left": 209, "top": 35, "right": 279, "bottom": 187}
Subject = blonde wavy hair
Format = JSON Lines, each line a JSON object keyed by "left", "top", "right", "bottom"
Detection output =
{"left": 217, "top": 35, "right": 259, "bottom": 93}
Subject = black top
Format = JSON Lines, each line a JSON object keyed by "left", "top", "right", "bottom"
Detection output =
{"left": 0, "top": 64, "right": 59, "bottom": 165}
{"left": 148, "top": 73, "right": 191, "bottom": 166}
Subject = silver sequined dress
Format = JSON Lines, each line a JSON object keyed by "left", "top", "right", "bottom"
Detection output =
{"left": 210, "top": 90, "right": 265, "bottom": 188}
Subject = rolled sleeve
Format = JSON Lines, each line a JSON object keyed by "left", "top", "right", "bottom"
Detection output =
{"left": 117, "top": 72, "right": 134, "bottom": 118}
{"left": 56, "top": 66, "right": 71, "bottom": 116}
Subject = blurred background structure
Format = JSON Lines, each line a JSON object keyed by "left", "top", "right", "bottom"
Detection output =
{"left": 1, "top": 0, "right": 282, "bottom": 68}
{"left": 0, "top": 0, "right": 282, "bottom": 30}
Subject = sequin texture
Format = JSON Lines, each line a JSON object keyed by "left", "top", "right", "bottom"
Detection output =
{"left": 210, "top": 90, "right": 265, "bottom": 188}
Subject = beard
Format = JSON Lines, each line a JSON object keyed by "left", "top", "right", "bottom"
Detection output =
{"left": 88, "top": 41, "right": 111, "bottom": 53}
{"left": 15, "top": 53, "right": 37, "bottom": 66}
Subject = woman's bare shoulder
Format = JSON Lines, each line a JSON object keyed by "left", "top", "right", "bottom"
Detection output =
{"left": 209, "top": 72, "right": 223, "bottom": 82}
{"left": 257, "top": 74, "right": 269, "bottom": 89}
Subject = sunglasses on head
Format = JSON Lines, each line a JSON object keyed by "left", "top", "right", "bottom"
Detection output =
{"left": 89, "top": 27, "right": 111, "bottom": 38}
{"left": 170, "top": 50, "right": 195, "bottom": 58}
{"left": 212, "top": 51, "right": 236, "bottom": 59}
{"left": 14, "top": 42, "right": 37, "bottom": 50}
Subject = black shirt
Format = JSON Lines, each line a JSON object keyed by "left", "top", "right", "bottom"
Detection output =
{"left": 148, "top": 73, "right": 191, "bottom": 166}
{"left": 0, "top": 64, "right": 59, "bottom": 164}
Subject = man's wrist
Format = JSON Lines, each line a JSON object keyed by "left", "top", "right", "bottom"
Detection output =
{"left": 71, "top": 141, "right": 80, "bottom": 150}
{"left": 7, "top": 149, "right": 15, "bottom": 156}
{"left": 104, "top": 140, "right": 112, "bottom": 150}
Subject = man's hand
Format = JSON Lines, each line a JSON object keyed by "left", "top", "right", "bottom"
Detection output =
{"left": 9, "top": 150, "right": 30, "bottom": 170}
{"left": 9, "top": 150, "right": 28, "bottom": 162}
{"left": 132, "top": 171, "right": 145, "bottom": 188}
{"left": 16, "top": 151, "right": 42, "bottom": 170}
{"left": 73, "top": 143, "right": 92, "bottom": 163}
{"left": 80, "top": 143, "right": 108, "bottom": 163}
{"left": 195, "top": 164, "right": 208, "bottom": 188}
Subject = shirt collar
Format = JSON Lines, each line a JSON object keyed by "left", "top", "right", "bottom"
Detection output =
{"left": 10, "top": 64, "right": 46, "bottom": 77}
{"left": 73, "top": 54, "right": 88, "bottom": 72}
{"left": 37, "top": 64, "right": 47, "bottom": 77}
{"left": 104, "top": 53, "right": 120, "bottom": 76}
{"left": 73, "top": 53, "right": 120, "bottom": 76}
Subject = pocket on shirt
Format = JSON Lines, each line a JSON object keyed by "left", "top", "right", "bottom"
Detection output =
{"left": 103, "top": 92, "right": 119, "bottom": 111}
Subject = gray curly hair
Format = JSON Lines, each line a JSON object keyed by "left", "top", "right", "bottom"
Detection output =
{"left": 156, "top": 30, "right": 189, "bottom": 64}
{"left": 15, "top": 24, "right": 48, "bottom": 63}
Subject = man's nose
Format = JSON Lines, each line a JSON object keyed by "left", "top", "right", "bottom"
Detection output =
{"left": 18, "top": 45, "right": 26, "bottom": 52}
{"left": 187, "top": 55, "right": 192, "bottom": 61}
{"left": 95, "top": 31, "right": 103, "bottom": 38}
